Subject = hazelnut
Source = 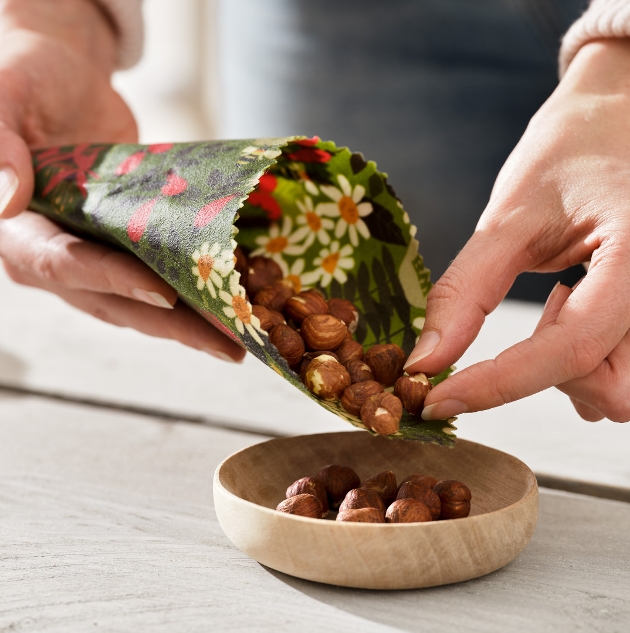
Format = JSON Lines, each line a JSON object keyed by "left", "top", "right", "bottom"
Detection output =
{"left": 245, "top": 256, "right": 283, "bottom": 296}
{"left": 386, "top": 498, "right": 432, "bottom": 523}
{"left": 335, "top": 339, "right": 364, "bottom": 365}
{"left": 327, "top": 298, "right": 360, "bottom": 333}
{"left": 396, "top": 481, "right": 440, "bottom": 520}
{"left": 304, "top": 355, "right": 351, "bottom": 401}
{"left": 299, "top": 350, "right": 339, "bottom": 382}
{"left": 269, "top": 324, "right": 305, "bottom": 369}
{"left": 340, "top": 380, "right": 384, "bottom": 417}
{"left": 252, "top": 305, "right": 286, "bottom": 332}
{"left": 315, "top": 464, "right": 361, "bottom": 509}
{"left": 286, "top": 477, "right": 329, "bottom": 515}
{"left": 345, "top": 359, "right": 375, "bottom": 384}
{"left": 394, "top": 373, "right": 432, "bottom": 415}
{"left": 360, "top": 470, "right": 398, "bottom": 506}
{"left": 276, "top": 493, "right": 323, "bottom": 518}
{"left": 364, "top": 344, "right": 407, "bottom": 387}
{"left": 301, "top": 314, "right": 348, "bottom": 351}
{"left": 284, "top": 290, "right": 328, "bottom": 324}
{"left": 434, "top": 480, "right": 472, "bottom": 520}
{"left": 339, "top": 488, "right": 386, "bottom": 514}
{"left": 336, "top": 508, "right": 385, "bottom": 523}
{"left": 343, "top": 329, "right": 354, "bottom": 341}
{"left": 234, "top": 245, "right": 248, "bottom": 276}
{"left": 399, "top": 474, "right": 438, "bottom": 491}
{"left": 253, "top": 279, "right": 295, "bottom": 312}
{"left": 360, "top": 392, "right": 403, "bottom": 435}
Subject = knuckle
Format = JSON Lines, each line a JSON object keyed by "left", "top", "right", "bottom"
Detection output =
{"left": 428, "top": 266, "right": 468, "bottom": 306}
{"left": 32, "top": 245, "right": 61, "bottom": 285}
{"left": 2, "top": 262, "right": 30, "bottom": 286}
{"left": 565, "top": 334, "right": 607, "bottom": 378}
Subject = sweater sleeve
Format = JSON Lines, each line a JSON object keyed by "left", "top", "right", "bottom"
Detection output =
{"left": 560, "top": 0, "right": 630, "bottom": 76}
{"left": 93, "top": 0, "right": 144, "bottom": 69}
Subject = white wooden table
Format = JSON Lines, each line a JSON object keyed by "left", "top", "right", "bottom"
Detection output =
{"left": 1, "top": 268, "right": 630, "bottom": 631}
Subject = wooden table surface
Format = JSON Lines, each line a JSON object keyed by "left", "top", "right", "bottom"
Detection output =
{"left": 1, "top": 268, "right": 630, "bottom": 631}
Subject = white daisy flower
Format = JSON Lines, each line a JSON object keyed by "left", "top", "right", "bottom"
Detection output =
{"left": 284, "top": 258, "right": 312, "bottom": 294}
{"left": 238, "top": 145, "right": 282, "bottom": 165}
{"left": 250, "top": 216, "right": 306, "bottom": 275}
{"left": 304, "top": 180, "right": 319, "bottom": 196}
{"left": 293, "top": 196, "right": 334, "bottom": 247}
{"left": 301, "top": 241, "right": 354, "bottom": 288}
{"left": 219, "top": 272, "right": 267, "bottom": 346}
{"left": 317, "top": 174, "right": 373, "bottom": 246}
{"left": 191, "top": 242, "right": 235, "bottom": 298}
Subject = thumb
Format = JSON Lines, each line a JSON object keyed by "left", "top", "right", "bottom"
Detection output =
{"left": 405, "top": 226, "right": 526, "bottom": 376}
{"left": 0, "top": 123, "right": 35, "bottom": 219}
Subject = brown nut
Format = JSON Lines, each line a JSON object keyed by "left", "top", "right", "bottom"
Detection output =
{"left": 327, "top": 298, "right": 360, "bottom": 333}
{"left": 364, "top": 344, "right": 407, "bottom": 387}
{"left": 345, "top": 359, "right": 375, "bottom": 384}
{"left": 315, "top": 464, "right": 360, "bottom": 509}
{"left": 286, "top": 477, "right": 329, "bottom": 515}
{"left": 234, "top": 245, "right": 248, "bottom": 276}
{"left": 284, "top": 290, "right": 328, "bottom": 324}
{"left": 339, "top": 488, "right": 386, "bottom": 514}
{"left": 360, "top": 392, "right": 403, "bottom": 436}
{"left": 439, "top": 500, "right": 471, "bottom": 520}
{"left": 253, "top": 279, "right": 295, "bottom": 312}
{"left": 386, "top": 498, "right": 432, "bottom": 523}
{"left": 394, "top": 373, "right": 432, "bottom": 415}
{"left": 299, "top": 350, "right": 339, "bottom": 381}
{"left": 245, "top": 256, "right": 283, "bottom": 297}
{"left": 276, "top": 493, "right": 323, "bottom": 518}
{"left": 252, "top": 305, "right": 286, "bottom": 332}
{"left": 335, "top": 339, "right": 364, "bottom": 365}
{"left": 304, "top": 355, "right": 351, "bottom": 401}
{"left": 360, "top": 470, "right": 398, "bottom": 506}
{"left": 336, "top": 508, "right": 385, "bottom": 523}
{"left": 301, "top": 314, "right": 348, "bottom": 351}
{"left": 396, "top": 481, "right": 440, "bottom": 520}
{"left": 340, "top": 380, "right": 384, "bottom": 417}
{"left": 269, "top": 324, "right": 305, "bottom": 369}
{"left": 433, "top": 480, "right": 472, "bottom": 520}
{"left": 399, "top": 474, "right": 438, "bottom": 491}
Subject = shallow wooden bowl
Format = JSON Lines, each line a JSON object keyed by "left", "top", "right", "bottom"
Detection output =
{"left": 214, "top": 431, "right": 538, "bottom": 590}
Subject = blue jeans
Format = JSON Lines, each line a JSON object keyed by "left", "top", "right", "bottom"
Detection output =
{"left": 217, "top": 0, "right": 588, "bottom": 301}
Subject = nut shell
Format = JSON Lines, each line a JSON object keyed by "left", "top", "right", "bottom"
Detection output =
{"left": 399, "top": 474, "right": 438, "bottom": 491}
{"left": 339, "top": 488, "right": 386, "bottom": 514}
{"left": 299, "top": 350, "right": 339, "bottom": 381}
{"left": 284, "top": 290, "right": 328, "bottom": 324}
{"left": 234, "top": 245, "right": 248, "bottom": 276}
{"left": 252, "top": 305, "right": 286, "bottom": 332}
{"left": 340, "top": 380, "right": 384, "bottom": 417}
{"left": 276, "top": 494, "right": 324, "bottom": 518}
{"left": 345, "top": 359, "right": 375, "bottom": 384}
{"left": 253, "top": 280, "right": 295, "bottom": 312}
{"left": 433, "top": 480, "right": 472, "bottom": 520}
{"left": 315, "top": 464, "right": 361, "bottom": 509}
{"left": 245, "top": 256, "right": 283, "bottom": 297}
{"left": 269, "top": 324, "right": 305, "bottom": 369}
{"left": 286, "top": 477, "right": 329, "bottom": 515}
{"left": 396, "top": 481, "right": 440, "bottom": 520}
{"left": 336, "top": 508, "right": 385, "bottom": 523}
{"left": 364, "top": 344, "right": 407, "bottom": 387}
{"left": 335, "top": 339, "right": 364, "bottom": 365}
{"left": 385, "top": 498, "right": 432, "bottom": 523}
{"left": 304, "top": 355, "right": 351, "bottom": 401}
{"left": 360, "top": 392, "right": 403, "bottom": 435}
{"left": 439, "top": 500, "right": 471, "bottom": 520}
{"left": 327, "top": 298, "right": 360, "bottom": 333}
{"left": 301, "top": 314, "right": 348, "bottom": 351}
{"left": 394, "top": 373, "right": 432, "bottom": 415}
{"left": 360, "top": 470, "right": 398, "bottom": 506}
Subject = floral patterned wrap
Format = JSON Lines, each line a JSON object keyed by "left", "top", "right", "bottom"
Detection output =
{"left": 29, "top": 137, "right": 456, "bottom": 446}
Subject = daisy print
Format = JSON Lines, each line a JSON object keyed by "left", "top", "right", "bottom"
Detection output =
{"left": 317, "top": 174, "right": 373, "bottom": 246}
{"left": 293, "top": 196, "right": 334, "bottom": 247}
{"left": 302, "top": 241, "right": 354, "bottom": 287}
{"left": 250, "top": 215, "right": 306, "bottom": 274}
{"left": 284, "top": 258, "right": 311, "bottom": 294}
{"left": 220, "top": 272, "right": 267, "bottom": 345}
{"left": 237, "top": 145, "right": 282, "bottom": 165}
{"left": 191, "top": 242, "right": 234, "bottom": 298}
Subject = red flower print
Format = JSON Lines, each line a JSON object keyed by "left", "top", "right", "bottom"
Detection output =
{"left": 194, "top": 195, "right": 235, "bottom": 228}
{"left": 286, "top": 148, "right": 332, "bottom": 163}
{"left": 295, "top": 136, "right": 320, "bottom": 146}
{"left": 35, "top": 144, "right": 102, "bottom": 197}
{"left": 127, "top": 198, "right": 157, "bottom": 243}
{"left": 246, "top": 191, "right": 282, "bottom": 221}
{"left": 148, "top": 143, "right": 174, "bottom": 154}
{"left": 115, "top": 151, "right": 145, "bottom": 176}
{"left": 257, "top": 172, "right": 277, "bottom": 193}
{"left": 161, "top": 172, "right": 188, "bottom": 196}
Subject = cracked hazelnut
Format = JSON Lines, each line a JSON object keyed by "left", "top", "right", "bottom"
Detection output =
{"left": 339, "top": 488, "right": 386, "bottom": 514}
{"left": 336, "top": 508, "right": 385, "bottom": 523}
{"left": 434, "top": 480, "right": 472, "bottom": 520}
{"left": 340, "top": 380, "right": 384, "bottom": 417}
{"left": 299, "top": 351, "right": 339, "bottom": 381}
{"left": 284, "top": 290, "right": 328, "bottom": 324}
{"left": 345, "top": 359, "right": 375, "bottom": 384}
{"left": 315, "top": 464, "right": 360, "bottom": 509}
{"left": 396, "top": 481, "right": 440, "bottom": 520}
{"left": 304, "top": 354, "right": 351, "bottom": 401}
{"left": 327, "top": 298, "right": 360, "bottom": 333}
{"left": 286, "top": 477, "right": 329, "bottom": 515}
{"left": 245, "top": 256, "right": 283, "bottom": 297}
{"left": 335, "top": 339, "right": 364, "bottom": 365}
{"left": 394, "top": 373, "right": 432, "bottom": 415}
{"left": 399, "top": 474, "right": 438, "bottom": 491}
{"left": 253, "top": 279, "right": 295, "bottom": 312}
{"left": 364, "top": 344, "right": 407, "bottom": 387}
{"left": 386, "top": 498, "right": 432, "bottom": 523}
{"left": 301, "top": 314, "right": 348, "bottom": 351}
{"left": 360, "top": 392, "right": 403, "bottom": 435}
{"left": 276, "top": 493, "right": 323, "bottom": 518}
{"left": 252, "top": 305, "right": 286, "bottom": 332}
{"left": 269, "top": 324, "right": 305, "bottom": 369}
{"left": 360, "top": 471, "right": 398, "bottom": 507}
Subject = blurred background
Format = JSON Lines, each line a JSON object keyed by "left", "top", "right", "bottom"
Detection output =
{"left": 114, "top": 0, "right": 588, "bottom": 301}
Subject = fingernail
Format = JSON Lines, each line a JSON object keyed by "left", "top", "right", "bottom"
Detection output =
{"left": 404, "top": 330, "right": 441, "bottom": 369}
{"left": 202, "top": 347, "right": 242, "bottom": 363}
{"left": 421, "top": 399, "right": 467, "bottom": 420}
{"left": 0, "top": 167, "right": 19, "bottom": 217}
{"left": 544, "top": 282, "right": 562, "bottom": 310}
{"left": 132, "top": 288, "right": 174, "bottom": 309}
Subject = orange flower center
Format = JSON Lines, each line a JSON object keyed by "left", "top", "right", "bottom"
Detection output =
{"left": 266, "top": 236, "right": 288, "bottom": 253}
{"left": 286, "top": 274, "right": 301, "bottom": 294}
{"left": 232, "top": 295, "right": 252, "bottom": 324}
{"left": 338, "top": 196, "right": 359, "bottom": 224}
{"left": 322, "top": 251, "right": 340, "bottom": 274}
{"left": 305, "top": 211, "right": 321, "bottom": 232}
{"left": 197, "top": 254, "right": 214, "bottom": 281}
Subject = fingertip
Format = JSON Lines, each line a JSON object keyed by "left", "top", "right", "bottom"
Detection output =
{"left": 0, "top": 127, "right": 34, "bottom": 219}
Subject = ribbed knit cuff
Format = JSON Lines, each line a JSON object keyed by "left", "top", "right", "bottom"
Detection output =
{"left": 560, "top": 0, "right": 630, "bottom": 76}
{"left": 93, "top": 0, "right": 144, "bottom": 69}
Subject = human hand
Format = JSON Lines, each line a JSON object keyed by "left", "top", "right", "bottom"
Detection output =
{"left": 405, "top": 39, "right": 630, "bottom": 422}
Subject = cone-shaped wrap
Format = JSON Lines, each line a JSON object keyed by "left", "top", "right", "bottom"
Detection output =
{"left": 29, "top": 137, "right": 456, "bottom": 445}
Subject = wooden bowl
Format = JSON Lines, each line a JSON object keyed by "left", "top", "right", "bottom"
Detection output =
{"left": 214, "top": 432, "right": 538, "bottom": 590}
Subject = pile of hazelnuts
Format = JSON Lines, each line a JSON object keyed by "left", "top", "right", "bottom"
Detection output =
{"left": 237, "top": 249, "right": 433, "bottom": 435}
{"left": 276, "top": 464, "right": 472, "bottom": 523}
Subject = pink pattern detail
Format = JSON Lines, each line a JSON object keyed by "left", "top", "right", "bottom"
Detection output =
{"left": 161, "top": 172, "right": 188, "bottom": 196}
{"left": 194, "top": 195, "right": 235, "bottom": 228}
{"left": 148, "top": 143, "right": 174, "bottom": 154}
{"left": 286, "top": 148, "right": 331, "bottom": 163}
{"left": 115, "top": 151, "right": 145, "bottom": 176}
{"left": 127, "top": 198, "right": 157, "bottom": 243}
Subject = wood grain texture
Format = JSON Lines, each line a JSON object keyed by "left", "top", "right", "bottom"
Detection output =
{"left": 215, "top": 432, "right": 538, "bottom": 589}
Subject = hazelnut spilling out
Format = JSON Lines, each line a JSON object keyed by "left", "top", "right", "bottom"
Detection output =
{"left": 394, "top": 372, "right": 432, "bottom": 415}
{"left": 360, "top": 392, "right": 403, "bottom": 435}
{"left": 304, "top": 355, "right": 351, "bottom": 401}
